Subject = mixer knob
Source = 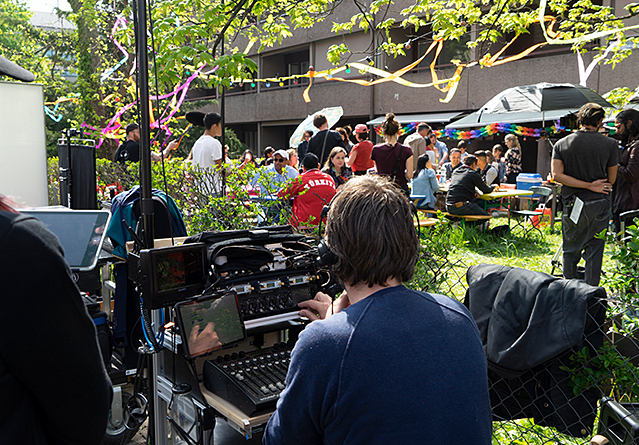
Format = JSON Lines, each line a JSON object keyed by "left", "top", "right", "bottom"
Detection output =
{"left": 216, "top": 356, "right": 224, "bottom": 364}
{"left": 239, "top": 351, "right": 246, "bottom": 358}
{"left": 231, "top": 353, "right": 239, "bottom": 360}
{"left": 224, "top": 354, "right": 231, "bottom": 362}
{"left": 276, "top": 382, "right": 285, "bottom": 390}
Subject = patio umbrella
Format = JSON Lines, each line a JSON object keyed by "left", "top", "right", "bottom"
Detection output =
{"left": 289, "top": 106, "right": 343, "bottom": 148}
{"left": 479, "top": 82, "right": 612, "bottom": 117}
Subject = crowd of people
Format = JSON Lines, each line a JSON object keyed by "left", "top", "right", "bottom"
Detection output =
{"left": 113, "top": 105, "right": 639, "bottom": 290}
{"left": 111, "top": 111, "right": 527, "bottom": 228}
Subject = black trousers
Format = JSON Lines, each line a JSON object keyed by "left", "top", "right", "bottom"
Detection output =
{"left": 562, "top": 197, "right": 610, "bottom": 286}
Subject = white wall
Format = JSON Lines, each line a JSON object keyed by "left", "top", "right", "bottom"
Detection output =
{"left": 0, "top": 81, "right": 48, "bottom": 207}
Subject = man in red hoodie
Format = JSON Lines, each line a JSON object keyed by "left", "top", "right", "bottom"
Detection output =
{"left": 280, "top": 153, "right": 336, "bottom": 226}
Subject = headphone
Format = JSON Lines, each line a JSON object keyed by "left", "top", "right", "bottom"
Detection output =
{"left": 316, "top": 203, "right": 337, "bottom": 267}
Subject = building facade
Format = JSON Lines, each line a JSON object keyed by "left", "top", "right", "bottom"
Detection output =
{"left": 190, "top": 0, "right": 638, "bottom": 173}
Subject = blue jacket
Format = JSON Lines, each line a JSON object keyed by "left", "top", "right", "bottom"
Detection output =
{"left": 106, "top": 185, "right": 187, "bottom": 260}
{"left": 411, "top": 168, "right": 440, "bottom": 209}
{"left": 263, "top": 285, "right": 492, "bottom": 445}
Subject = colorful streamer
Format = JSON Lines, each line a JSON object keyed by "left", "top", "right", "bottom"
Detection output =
{"left": 375, "top": 122, "right": 567, "bottom": 140}
{"left": 44, "top": 95, "right": 79, "bottom": 122}
{"left": 95, "top": 65, "right": 212, "bottom": 149}
{"left": 100, "top": 17, "right": 129, "bottom": 82}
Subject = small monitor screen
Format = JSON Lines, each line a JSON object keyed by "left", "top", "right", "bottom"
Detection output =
{"left": 174, "top": 292, "right": 246, "bottom": 359}
{"left": 140, "top": 243, "right": 208, "bottom": 309}
{"left": 156, "top": 249, "right": 205, "bottom": 293}
{"left": 21, "top": 209, "right": 111, "bottom": 271}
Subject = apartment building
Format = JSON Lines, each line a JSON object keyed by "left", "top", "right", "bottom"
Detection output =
{"left": 191, "top": 0, "right": 638, "bottom": 173}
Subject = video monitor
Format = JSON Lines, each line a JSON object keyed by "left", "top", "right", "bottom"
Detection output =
{"left": 139, "top": 243, "right": 208, "bottom": 309}
{"left": 21, "top": 209, "right": 111, "bottom": 271}
{"left": 174, "top": 291, "right": 246, "bottom": 359}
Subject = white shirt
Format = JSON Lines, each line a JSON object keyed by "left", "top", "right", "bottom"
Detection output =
{"left": 191, "top": 134, "right": 223, "bottom": 194}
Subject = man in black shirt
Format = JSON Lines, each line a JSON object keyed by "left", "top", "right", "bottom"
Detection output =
{"left": 114, "top": 123, "right": 177, "bottom": 163}
{"left": 307, "top": 114, "right": 346, "bottom": 166}
{"left": 446, "top": 155, "right": 497, "bottom": 216}
{"left": 114, "top": 123, "right": 141, "bottom": 163}
{"left": 552, "top": 103, "right": 619, "bottom": 286}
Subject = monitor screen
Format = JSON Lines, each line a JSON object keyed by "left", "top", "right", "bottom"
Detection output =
{"left": 21, "top": 209, "right": 111, "bottom": 271}
{"left": 174, "top": 291, "right": 246, "bottom": 359}
{"left": 156, "top": 249, "right": 205, "bottom": 293}
{"left": 139, "top": 243, "right": 208, "bottom": 309}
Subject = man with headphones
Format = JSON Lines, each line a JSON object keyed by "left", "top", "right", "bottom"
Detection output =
{"left": 263, "top": 176, "right": 491, "bottom": 444}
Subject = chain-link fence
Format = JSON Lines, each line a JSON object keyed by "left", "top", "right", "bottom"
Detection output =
{"left": 409, "top": 220, "right": 639, "bottom": 445}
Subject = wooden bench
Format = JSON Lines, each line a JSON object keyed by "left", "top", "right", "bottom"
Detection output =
{"left": 418, "top": 209, "right": 492, "bottom": 231}
{"left": 413, "top": 216, "right": 439, "bottom": 229}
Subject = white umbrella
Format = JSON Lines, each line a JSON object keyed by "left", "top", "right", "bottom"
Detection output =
{"left": 289, "top": 106, "right": 343, "bottom": 148}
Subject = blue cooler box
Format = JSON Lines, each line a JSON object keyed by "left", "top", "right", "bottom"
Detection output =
{"left": 516, "top": 173, "right": 542, "bottom": 196}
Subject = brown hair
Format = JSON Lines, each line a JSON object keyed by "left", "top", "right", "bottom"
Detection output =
{"left": 323, "top": 146, "right": 348, "bottom": 172}
{"left": 325, "top": 176, "right": 419, "bottom": 287}
{"left": 381, "top": 113, "right": 400, "bottom": 137}
{"left": 463, "top": 154, "right": 478, "bottom": 167}
{"left": 578, "top": 103, "right": 606, "bottom": 128}
{"left": 313, "top": 114, "right": 327, "bottom": 129}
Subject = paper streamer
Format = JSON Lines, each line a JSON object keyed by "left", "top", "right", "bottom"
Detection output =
{"left": 44, "top": 95, "right": 80, "bottom": 122}
{"left": 100, "top": 17, "right": 129, "bottom": 82}
{"left": 94, "top": 64, "right": 212, "bottom": 150}
{"left": 375, "top": 121, "right": 567, "bottom": 140}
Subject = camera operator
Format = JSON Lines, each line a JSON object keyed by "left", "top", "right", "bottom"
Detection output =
{"left": 0, "top": 196, "right": 112, "bottom": 444}
{"left": 263, "top": 176, "right": 491, "bottom": 444}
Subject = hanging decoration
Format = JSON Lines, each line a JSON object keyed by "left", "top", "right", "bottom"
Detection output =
{"left": 374, "top": 122, "right": 418, "bottom": 137}
{"left": 44, "top": 95, "right": 80, "bottom": 122}
{"left": 94, "top": 65, "right": 211, "bottom": 149}
{"left": 375, "top": 122, "right": 567, "bottom": 140}
{"left": 100, "top": 17, "right": 129, "bottom": 82}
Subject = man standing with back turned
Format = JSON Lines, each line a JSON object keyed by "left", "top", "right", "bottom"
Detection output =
{"left": 263, "top": 175, "right": 491, "bottom": 445}
{"left": 307, "top": 114, "right": 345, "bottom": 166}
{"left": 552, "top": 103, "right": 619, "bottom": 286}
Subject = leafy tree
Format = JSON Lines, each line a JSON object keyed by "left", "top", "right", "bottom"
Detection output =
{"left": 124, "top": 0, "right": 639, "bottom": 91}
{"left": 1, "top": 0, "right": 81, "bottom": 155}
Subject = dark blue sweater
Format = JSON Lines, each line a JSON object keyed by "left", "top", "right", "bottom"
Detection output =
{"left": 263, "top": 285, "right": 491, "bottom": 444}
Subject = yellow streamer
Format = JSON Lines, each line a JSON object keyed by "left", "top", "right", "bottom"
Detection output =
{"left": 303, "top": 68, "right": 315, "bottom": 103}
{"left": 539, "top": 0, "right": 639, "bottom": 45}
